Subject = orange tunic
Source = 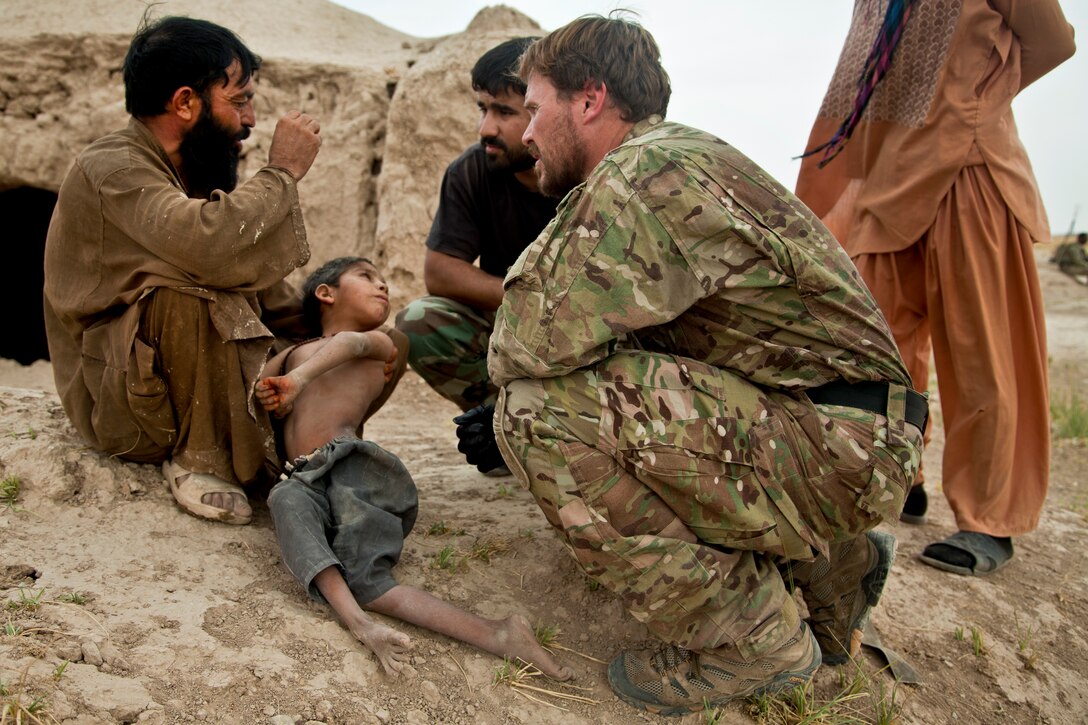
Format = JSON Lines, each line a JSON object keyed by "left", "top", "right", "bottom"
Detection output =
{"left": 796, "top": 0, "right": 1074, "bottom": 252}
{"left": 796, "top": 0, "right": 1075, "bottom": 537}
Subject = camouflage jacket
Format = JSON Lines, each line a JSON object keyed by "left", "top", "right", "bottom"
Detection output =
{"left": 488, "top": 117, "right": 910, "bottom": 391}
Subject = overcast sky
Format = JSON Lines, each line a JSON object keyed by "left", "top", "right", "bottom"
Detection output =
{"left": 332, "top": 0, "right": 1086, "bottom": 236}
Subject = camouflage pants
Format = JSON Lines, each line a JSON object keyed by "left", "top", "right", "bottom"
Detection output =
{"left": 394, "top": 296, "right": 496, "bottom": 411}
{"left": 495, "top": 351, "right": 922, "bottom": 658}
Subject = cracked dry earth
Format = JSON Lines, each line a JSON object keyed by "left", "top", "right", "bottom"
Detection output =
{"left": 1, "top": 250, "right": 1086, "bottom": 724}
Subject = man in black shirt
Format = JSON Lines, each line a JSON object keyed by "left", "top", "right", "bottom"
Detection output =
{"left": 395, "top": 38, "right": 557, "bottom": 415}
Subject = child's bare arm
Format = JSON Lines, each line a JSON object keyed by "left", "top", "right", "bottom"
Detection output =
{"left": 260, "top": 345, "right": 293, "bottom": 380}
{"left": 256, "top": 346, "right": 298, "bottom": 417}
{"left": 257, "top": 331, "right": 394, "bottom": 415}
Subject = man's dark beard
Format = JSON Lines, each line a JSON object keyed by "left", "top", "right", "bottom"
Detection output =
{"left": 178, "top": 104, "right": 248, "bottom": 199}
{"left": 481, "top": 137, "right": 535, "bottom": 174}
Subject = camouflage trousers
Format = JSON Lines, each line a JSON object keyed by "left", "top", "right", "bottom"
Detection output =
{"left": 394, "top": 296, "right": 497, "bottom": 411}
{"left": 495, "top": 351, "right": 922, "bottom": 659}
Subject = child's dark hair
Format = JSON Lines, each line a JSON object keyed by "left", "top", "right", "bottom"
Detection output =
{"left": 301, "top": 256, "right": 375, "bottom": 334}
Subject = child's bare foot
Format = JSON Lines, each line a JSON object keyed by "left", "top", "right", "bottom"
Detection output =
{"left": 495, "top": 614, "right": 574, "bottom": 681}
{"left": 349, "top": 616, "right": 413, "bottom": 676}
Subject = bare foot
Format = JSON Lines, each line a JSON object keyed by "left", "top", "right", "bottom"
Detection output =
{"left": 348, "top": 614, "right": 413, "bottom": 676}
{"left": 202, "top": 491, "right": 253, "bottom": 520}
{"left": 163, "top": 461, "right": 252, "bottom": 524}
{"left": 495, "top": 614, "right": 574, "bottom": 681}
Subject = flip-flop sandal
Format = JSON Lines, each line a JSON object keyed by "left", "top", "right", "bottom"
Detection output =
{"left": 918, "top": 531, "right": 1012, "bottom": 576}
{"left": 163, "top": 460, "right": 252, "bottom": 525}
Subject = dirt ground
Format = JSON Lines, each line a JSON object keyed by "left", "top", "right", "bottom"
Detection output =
{"left": 2, "top": 250, "right": 1087, "bottom": 725}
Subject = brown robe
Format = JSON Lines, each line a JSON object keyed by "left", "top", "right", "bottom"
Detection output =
{"left": 43, "top": 118, "right": 310, "bottom": 485}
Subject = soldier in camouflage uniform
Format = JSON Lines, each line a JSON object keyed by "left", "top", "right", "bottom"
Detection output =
{"left": 394, "top": 38, "right": 557, "bottom": 415}
{"left": 457, "top": 15, "right": 927, "bottom": 716}
{"left": 1054, "top": 233, "right": 1088, "bottom": 284}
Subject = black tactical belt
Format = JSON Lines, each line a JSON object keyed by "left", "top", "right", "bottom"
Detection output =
{"left": 805, "top": 380, "right": 929, "bottom": 435}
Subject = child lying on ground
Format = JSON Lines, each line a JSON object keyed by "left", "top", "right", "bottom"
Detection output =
{"left": 256, "top": 256, "right": 571, "bottom": 679}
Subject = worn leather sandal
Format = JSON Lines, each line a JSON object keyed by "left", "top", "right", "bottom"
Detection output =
{"left": 163, "top": 460, "right": 252, "bottom": 525}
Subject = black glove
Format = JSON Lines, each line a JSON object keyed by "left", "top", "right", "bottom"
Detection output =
{"left": 453, "top": 403, "right": 506, "bottom": 473}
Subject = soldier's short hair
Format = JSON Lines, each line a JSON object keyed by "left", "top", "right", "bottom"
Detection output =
{"left": 518, "top": 13, "right": 670, "bottom": 122}
{"left": 472, "top": 37, "right": 539, "bottom": 97}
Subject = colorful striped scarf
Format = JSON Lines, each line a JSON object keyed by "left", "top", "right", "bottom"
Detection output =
{"left": 801, "top": 0, "right": 921, "bottom": 167}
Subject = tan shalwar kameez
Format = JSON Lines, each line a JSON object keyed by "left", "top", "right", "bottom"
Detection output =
{"left": 795, "top": 0, "right": 1075, "bottom": 536}
{"left": 43, "top": 119, "right": 310, "bottom": 486}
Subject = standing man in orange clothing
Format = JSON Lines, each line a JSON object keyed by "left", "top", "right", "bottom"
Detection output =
{"left": 796, "top": 0, "right": 1075, "bottom": 575}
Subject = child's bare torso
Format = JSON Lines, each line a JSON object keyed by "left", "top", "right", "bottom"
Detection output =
{"left": 281, "top": 339, "right": 388, "bottom": 459}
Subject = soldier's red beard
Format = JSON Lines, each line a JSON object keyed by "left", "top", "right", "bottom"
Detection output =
{"left": 535, "top": 110, "right": 586, "bottom": 198}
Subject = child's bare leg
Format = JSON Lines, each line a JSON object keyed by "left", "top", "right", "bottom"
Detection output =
{"left": 313, "top": 567, "right": 412, "bottom": 676}
{"left": 365, "top": 584, "right": 573, "bottom": 680}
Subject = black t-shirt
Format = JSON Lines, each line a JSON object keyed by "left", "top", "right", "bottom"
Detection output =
{"left": 425, "top": 145, "right": 558, "bottom": 278}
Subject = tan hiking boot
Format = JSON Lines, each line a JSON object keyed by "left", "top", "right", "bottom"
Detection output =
{"left": 607, "top": 622, "right": 820, "bottom": 716}
{"left": 788, "top": 530, "right": 896, "bottom": 665}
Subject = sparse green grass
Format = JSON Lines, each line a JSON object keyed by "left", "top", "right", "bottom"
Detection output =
{"left": 425, "top": 521, "right": 465, "bottom": 537}
{"left": 432, "top": 545, "right": 459, "bottom": 571}
{"left": 702, "top": 697, "right": 724, "bottom": 724}
{"left": 953, "top": 623, "right": 987, "bottom": 656}
{"left": 533, "top": 623, "right": 561, "bottom": 649}
{"left": 0, "top": 476, "right": 21, "bottom": 510}
{"left": 430, "top": 536, "right": 511, "bottom": 570}
{"left": 6, "top": 589, "right": 45, "bottom": 612}
{"left": 468, "top": 537, "right": 510, "bottom": 563}
{"left": 743, "top": 662, "right": 902, "bottom": 725}
{"left": 52, "top": 661, "right": 68, "bottom": 681}
{"left": 845, "top": 659, "right": 907, "bottom": 725}
{"left": 871, "top": 677, "right": 902, "bottom": 725}
{"left": 1052, "top": 391, "right": 1088, "bottom": 440}
{"left": 970, "top": 625, "right": 987, "bottom": 657}
{"left": 0, "top": 676, "right": 50, "bottom": 724}
{"left": 834, "top": 664, "right": 869, "bottom": 700}
{"left": 492, "top": 657, "right": 522, "bottom": 686}
{"left": 495, "top": 484, "right": 512, "bottom": 498}
{"left": 1014, "top": 612, "right": 1040, "bottom": 669}
{"left": 1014, "top": 612, "right": 1038, "bottom": 652}
{"left": 518, "top": 528, "right": 535, "bottom": 540}
{"left": 748, "top": 679, "right": 866, "bottom": 724}
{"left": 55, "top": 592, "right": 86, "bottom": 606}
{"left": 492, "top": 657, "right": 599, "bottom": 708}
{"left": 3, "top": 621, "right": 24, "bottom": 637}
